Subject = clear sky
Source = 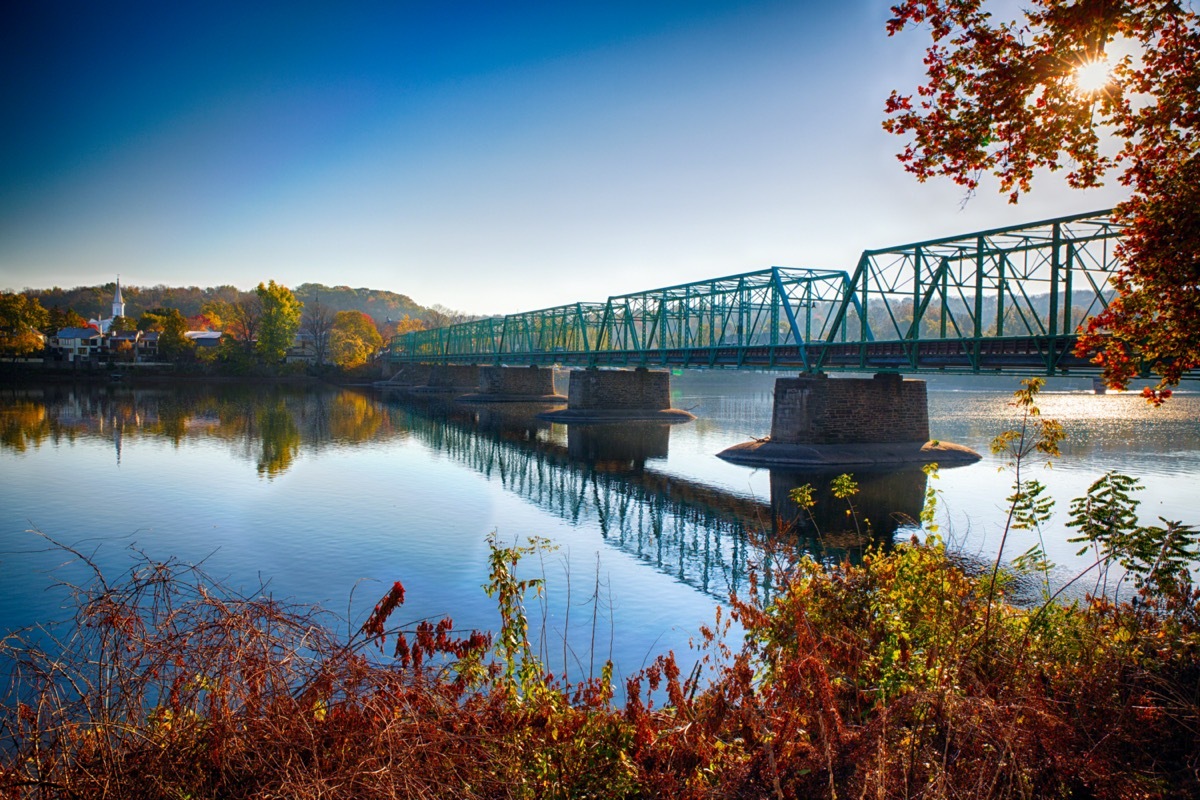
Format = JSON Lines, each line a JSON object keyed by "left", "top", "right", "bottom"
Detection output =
{"left": 1, "top": 0, "right": 1127, "bottom": 316}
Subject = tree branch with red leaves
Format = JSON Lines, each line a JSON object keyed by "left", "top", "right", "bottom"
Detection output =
{"left": 885, "top": 0, "right": 1199, "bottom": 402}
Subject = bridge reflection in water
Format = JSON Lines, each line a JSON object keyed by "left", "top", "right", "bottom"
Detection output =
{"left": 383, "top": 395, "right": 930, "bottom": 602}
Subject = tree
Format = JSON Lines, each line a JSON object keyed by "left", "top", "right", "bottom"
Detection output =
{"left": 204, "top": 293, "right": 262, "bottom": 353}
{"left": 45, "top": 306, "right": 87, "bottom": 334}
{"left": 111, "top": 339, "right": 136, "bottom": 363}
{"left": 109, "top": 315, "right": 137, "bottom": 335}
{"left": 381, "top": 314, "right": 426, "bottom": 340}
{"left": 255, "top": 281, "right": 303, "bottom": 364}
{"left": 157, "top": 308, "right": 195, "bottom": 362}
{"left": 425, "top": 303, "right": 470, "bottom": 329}
{"left": 0, "top": 293, "right": 48, "bottom": 358}
{"left": 885, "top": 0, "right": 1199, "bottom": 402}
{"left": 330, "top": 310, "right": 383, "bottom": 369}
{"left": 187, "top": 312, "right": 220, "bottom": 331}
{"left": 137, "top": 307, "right": 180, "bottom": 333}
{"left": 300, "top": 294, "right": 334, "bottom": 366}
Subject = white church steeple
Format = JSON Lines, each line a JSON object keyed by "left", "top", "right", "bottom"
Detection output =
{"left": 89, "top": 277, "right": 126, "bottom": 334}
{"left": 112, "top": 276, "right": 125, "bottom": 320}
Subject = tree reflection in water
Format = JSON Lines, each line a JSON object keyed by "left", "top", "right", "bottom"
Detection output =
{"left": 0, "top": 383, "right": 399, "bottom": 477}
{"left": 1, "top": 383, "right": 932, "bottom": 604}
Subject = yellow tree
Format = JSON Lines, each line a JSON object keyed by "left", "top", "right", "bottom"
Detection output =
{"left": 331, "top": 310, "right": 383, "bottom": 369}
{"left": 256, "top": 281, "right": 303, "bottom": 364}
{"left": 0, "top": 293, "right": 48, "bottom": 358}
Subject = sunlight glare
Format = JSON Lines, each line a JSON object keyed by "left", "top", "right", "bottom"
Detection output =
{"left": 1074, "top": 57, "right": 1112, "bottom": 94}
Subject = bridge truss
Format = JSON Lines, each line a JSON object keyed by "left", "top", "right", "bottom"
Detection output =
{"left": 390, "top": 209, "right": 1126, "bottom": 376}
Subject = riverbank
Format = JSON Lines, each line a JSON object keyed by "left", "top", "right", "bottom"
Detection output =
{"left": 2, "top": 534, "right": 1196, "bottom": 799}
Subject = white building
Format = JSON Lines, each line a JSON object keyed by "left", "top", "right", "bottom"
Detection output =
{"left": 88, "top": 279, "right": 126, "bottom": 334}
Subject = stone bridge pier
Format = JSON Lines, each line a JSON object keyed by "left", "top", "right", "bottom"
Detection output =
{"left": 378, "top": 363, "right": 434, "bottom": 388}
{"left": 409, "top": 364, "right": 482, "bottom": 395}
{"left": 719, "top": 372, "right": 980, "bottom": 467}
{"left": 539, "top": 367, "right": 694, "bottom": 423}
{"left": 459, "top": 365, "right": 565, "bottom": 403}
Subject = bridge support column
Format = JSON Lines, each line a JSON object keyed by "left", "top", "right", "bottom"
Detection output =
{"left": 539, "top": 368, "right": 695, "bottom": 422}
{"left": 719, "top": 372, "right": 979, "bottom": 466}
{"left": 459, "top": 365, "right": 566, "bottom": 403}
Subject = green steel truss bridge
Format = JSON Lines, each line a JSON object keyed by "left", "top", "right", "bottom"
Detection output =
{"left": 389, "top": 210, "right": 1127, "bottom": 376}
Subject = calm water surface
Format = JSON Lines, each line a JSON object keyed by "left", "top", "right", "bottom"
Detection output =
{"left": 2, "top": 374, "right": 1198, "bottom": 686}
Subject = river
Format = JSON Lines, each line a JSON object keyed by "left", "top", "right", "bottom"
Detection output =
{"left": 2, "top": 373, "right": 1198, "bottom": 687}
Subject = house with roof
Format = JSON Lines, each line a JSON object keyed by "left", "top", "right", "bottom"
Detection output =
{"left": 286, "top": 332, "right": 318, "bottom": 364}
{"left": 136, "top": 330, "right": 159, "bottom": 360}
{"left": 185, "top": 330, "right": 223, "bottom": 350}
{"left": 105, "top": 331, "right": 141, "bottom": 362}
{"left": 52, "top": 327, "right": 103, "bottom": 362}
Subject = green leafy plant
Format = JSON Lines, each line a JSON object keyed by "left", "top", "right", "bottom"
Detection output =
{"left": 919, "top": 462, "right": 941, "bottom": 535}
{"left": 1068, "top": 471, "right": 1200, "bottom": 599}
{"left": 788, "top": 473, "right": 872, "bottom": 542}
{"left": 829, "top": 473, "right": 868, "bottom": 537}
{"left": 984, "top": 378, "right": 1064, "bottom": 641}
{"left": 484, "top": 532, "right": 554, "bottom": 698}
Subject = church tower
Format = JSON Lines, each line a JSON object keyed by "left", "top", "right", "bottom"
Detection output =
{"left": 112, "top": 277, "right": 125, "bottom": 320}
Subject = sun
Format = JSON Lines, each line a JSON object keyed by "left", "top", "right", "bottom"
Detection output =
{"left": 1073, "top": 57, "right": 1113, "bottom": 94}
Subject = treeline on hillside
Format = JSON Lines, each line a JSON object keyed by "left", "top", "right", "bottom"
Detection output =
{"left": 21, "top": 282, "right": 456, "bottom": 329}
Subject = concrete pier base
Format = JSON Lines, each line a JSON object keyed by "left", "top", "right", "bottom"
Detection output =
{"left": 375, "top": 363, "right": 434, "bottom": 390}
{"left": 538, "top": 368, "right": 695, "bottom": 423}
{"left": 409, "top": 364, "right": 482, "bottom": 395}
{"left": 458, "top": 365, "right": 566, "bottom": 403}
{"left": 718, "top": 373, "right": 980, "bottom": 467}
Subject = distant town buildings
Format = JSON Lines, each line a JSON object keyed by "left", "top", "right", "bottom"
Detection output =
{"left": 41, "top": 279, "right": 318, "bottom": 365}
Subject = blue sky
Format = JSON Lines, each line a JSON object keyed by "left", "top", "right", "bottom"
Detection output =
{"left": 1, "top": 1, "right": 1127, "bottom": 315}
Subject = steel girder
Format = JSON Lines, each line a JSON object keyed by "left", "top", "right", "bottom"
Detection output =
{"left": 388, "top": 209, "right": 1127, "bottom": 376}
{"left": 814, "top": 209, "right": 1124, "bottom": 375}
{"left": 389, "top": 267, "right": 857, "bottom": 368}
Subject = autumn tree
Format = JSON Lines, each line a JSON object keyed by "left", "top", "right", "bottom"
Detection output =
{"left": 330, "top": 310, "right": 383, "bottom": 369}
{"left": 0, "top": 293, "right": 49, "bottom": 358}
{"left": 186, "top": 311, "right": 220, "bottom": 331}
{"left": 381, "top": 314, "right": 426, "bottom": 340}
{"left": 255, "top": 281, "right": 303, "bottom": 364}
{"left": 203, "top": 293, "right": 262, "bottom": 353}
{"left": 111, "top": 339, "right": 136, "bottom": 363}
{"left": 885, "top": 0, "right": 1199, "bottom": 401}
